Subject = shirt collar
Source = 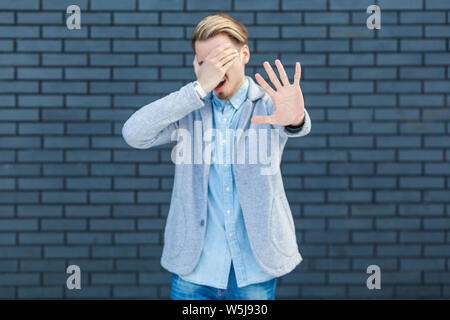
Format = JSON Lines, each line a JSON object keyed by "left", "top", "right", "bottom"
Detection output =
{"left": 211, "top": 78, "right": 249, "bottom": 110}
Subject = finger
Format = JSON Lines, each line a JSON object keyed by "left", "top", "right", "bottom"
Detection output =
{"left": 263, "top": 61, "right": 282, "bottom": 90}
{"left": 193, "top": 55, "right": 199, "bottom": 67}
{"left": 220, "top": 51, "right": 238, "bottom": 67}
{"left": 294, "top": 62, "right": 301, "bottom": 86}
{"left": 275, "top": 59, "right": 290, "bottom": 86}
{"left": 193, "top": 55, "right": 200, "bottom": 73}
{"left": 210, "top": 42, "right": 233, "bottom": 59}
{"left": 254, "top": 73, "right": 276, "bottom": 97}
{"left": 221, "top": 54, "right": 238, "bottom": 71}
{"left": 251, "top": 115, "right": 273, "bottom": 124}
{"left": 217, "top": 48, "right": 238, "bottom": 63}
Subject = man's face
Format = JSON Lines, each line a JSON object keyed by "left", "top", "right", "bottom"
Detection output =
{"left": 195, "top": 33, "right": 249, "bottom": 99}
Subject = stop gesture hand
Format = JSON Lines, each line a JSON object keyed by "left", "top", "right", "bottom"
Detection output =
{"left": 251, "top": 59, "right": 305, "bottom": 127}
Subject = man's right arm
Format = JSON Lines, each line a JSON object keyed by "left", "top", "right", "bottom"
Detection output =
{"left": 122, "top": 81, "right": 205, "bottom": 149}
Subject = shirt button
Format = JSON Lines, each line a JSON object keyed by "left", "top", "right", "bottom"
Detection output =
{"left": 226, "top": 187, "right": 230, "bottom": 191}
{"left": 223, "top": 118, "right": 227, "bottom": 122}
{"left": 229, "top": 233, "right": 233, "bottom": 237}
{"left": 224, "top": 164, "right": 228, "bottom": 167}
{"left": 226, "top": 210, "right": 231, "bottom": 214}
{"left": 200, "top": 219, "right": 205, "bottom": 226}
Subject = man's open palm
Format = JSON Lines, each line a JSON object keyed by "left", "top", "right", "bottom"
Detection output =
{"left": 251, "top": 59, "right": 305, "bottom": 127}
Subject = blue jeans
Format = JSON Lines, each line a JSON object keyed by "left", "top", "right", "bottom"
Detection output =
{"left": 170, "top": 263, "right": 277, "bottom": 300}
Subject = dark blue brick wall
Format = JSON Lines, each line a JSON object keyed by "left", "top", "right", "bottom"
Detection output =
{"left": 0, "top": 0, "right": 449, "bottom": 299}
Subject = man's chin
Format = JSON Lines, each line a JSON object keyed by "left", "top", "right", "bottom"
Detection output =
{"left": 215, "top": 88, "right": 229, "bottom": 99}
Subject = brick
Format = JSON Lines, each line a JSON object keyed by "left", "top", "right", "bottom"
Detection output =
{"left": 426, "top": 0, "right": 450, "bottom": 9}
{"left": 113, "top": 40, "right": 158, "bottom": 52}
{"left": 42, "top": 0, "right": 87, "bottom": 10}
{"left": 43, "top": 26, "right": 87, "bottom": 38}
{"left": 43, "top": 54, "right": 87, "bottom": 66}
{"left": 379, "top": 26, "right": 423, "bottom": 38}
{"left": 0, "top": 27, "right": 39, "bottom": 38}
{"left": 0, "top": 109, "right": 39, "bottom": 121}
{"left": 257, "top": 13, "right": 302, "bottom": 24}
{"left": 282, "top": 26, "right": 326, "bottom": 39}
{"left": 330, "top": 26, "right": 374, "bottom": 38}
{"left": 0, "top": 54, "right": 39, "bottom": 66}
{"left": 114, "top": 232, "right": 159, "bottom": 244}
{"left": 18, "top": 151, "right": 63, "bottom": 162}
{"left": 64, "top": 68, "right": 108, "bottom": 80}
{"left": 377, "top": 53, "right": 422, "bottom": 66}
{"left": 282, "top": 0, "right": 326, "bottom": 10}
{"left": 257, "top": 40, "right": 300, "bottom": 53}
{"left": 353, "top": 40, "right": 397, "bottom": 52}
{"left": 114, "top": 13, "right": 158, "bottom": 25}
{"left": 139, "top": 0, "right": 183, "bottom": 11}
{"left": 330, "top": 0, "right": 374, "bottom": 10}
{"left": 64, "top": 40, "right": 110, "bottom": 52}
{"left": 187, "top": 0, "right": 231, "bottom": 10}
{"left": 400, "top": 232, "right": 445, "bottom": 243}
{"left": 0, "top": 274, "right": 39, "bottom": 286}
{"left": 302, "top": 286, "right": 346, "bottom": 297}
{"left": 330, "top": 53, "right": 374, "bottom": 65}
{"left": 17, "top": 205, "right": 62, "bottom": 217}
{"left": 91, "top": 0, "right": 136, "bottom": 10}
{"left": 0, "top": 137, "right": 41, "bottom": 148}
{"left": 18, "top": 68, "right": 62, "bottom": 80}
{"left": 426, "top": 53, "right": 450, "bottom": 65}
{"left": 329, "top": 81, "right": 373, "bottom": 93}
{"left": 91, "top": 27, "right": 136, "bottom": 38}
{"left": 91, "top": 54, "right": 134, "bottom": 66}
{"left": 19, "top": 233, "right": 64, "bottom": 244}
{"left": 66, "top": 205, "right": 110, "bottom": 217}
{"left": 304, "top": 12, "right": 349, "bottom": 24}
{"left": 378, "top": 0, "right": 423, "bottom": 9}
{"left": 0, "top": 13, "right": 14, "bottom": 24}
{"left": 44, "top": 246, "right": 89, "bottom": 258}
{"left": 0, "top": 40, "right": 14, "bottom": 51}
{"left": 18, "top": 287, "right": 63, "bottom": 299}
{"left": 17, "top": 12, "right": 62, "bottom": 24}
{"left": 400, "top": 12, "right": 445, "bottom": 24}
{"left": 425, "top": 26, "right": 450, "bottom": 37}
{"left": 352, "top": 67, "right": 396, "bottom": 79}
{"left": 0, "top": 0, "right": 39, "bottom": 9}
{"left": 67, "top": 232, "right": 112, "bottom": 244}
{"left": 304, "top": 40, "right": 349, "bottom": 52}
{"left": 400, "top": 67, "right": 445, "bottom": 79}
{"left": 113, "top": 286, "right": 157, "bottom": 298}
{"left": 401, "top": 39, "right": 446, "bottom": 52}
{"left": 66, "top": 96, "right": 111, "bottom": 108}
{"left": 81, "top": 13, "right": 111, "bottom": 25}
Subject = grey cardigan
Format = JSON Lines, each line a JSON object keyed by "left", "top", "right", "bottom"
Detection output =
{"left": 122, "top": 76, "right": 312, "bottom": 277}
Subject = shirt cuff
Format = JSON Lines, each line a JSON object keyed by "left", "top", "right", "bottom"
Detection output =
{"left": 284, "top": 120, "right": 304, "bottom": 133}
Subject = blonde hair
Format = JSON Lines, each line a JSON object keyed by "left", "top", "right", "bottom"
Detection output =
{"left": 191, "top": 13, "right": 248, "bottom": 50}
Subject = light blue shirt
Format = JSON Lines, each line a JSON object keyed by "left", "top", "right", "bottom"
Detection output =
{"left": 179, "top": 78, "right": 276, "bottom": 289}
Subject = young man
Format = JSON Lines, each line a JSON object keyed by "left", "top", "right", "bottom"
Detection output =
{"left": 122, "top": 13, "right": 311, "bottom": 300}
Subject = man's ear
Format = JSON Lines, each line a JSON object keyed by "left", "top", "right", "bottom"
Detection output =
{"left": 241, "top": 44, "right": 250, "bottom": 65}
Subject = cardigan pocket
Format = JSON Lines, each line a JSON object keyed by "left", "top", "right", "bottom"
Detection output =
{"left": 268, "top": 192, "right": 298, "bottom": 257}
{"left": 163, "top": 198, "right": 187, "bottom": 259}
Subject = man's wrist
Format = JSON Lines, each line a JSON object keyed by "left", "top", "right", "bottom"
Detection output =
{"left": 288, "top": 112, "right": 305, "bottom": 127}
{"left": 193, "top": 80, "right": 207, "bottom": 100}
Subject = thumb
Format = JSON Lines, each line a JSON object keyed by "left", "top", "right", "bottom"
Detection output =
{"left": 193, "top": 56, "right": 199, "bottom": 73}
